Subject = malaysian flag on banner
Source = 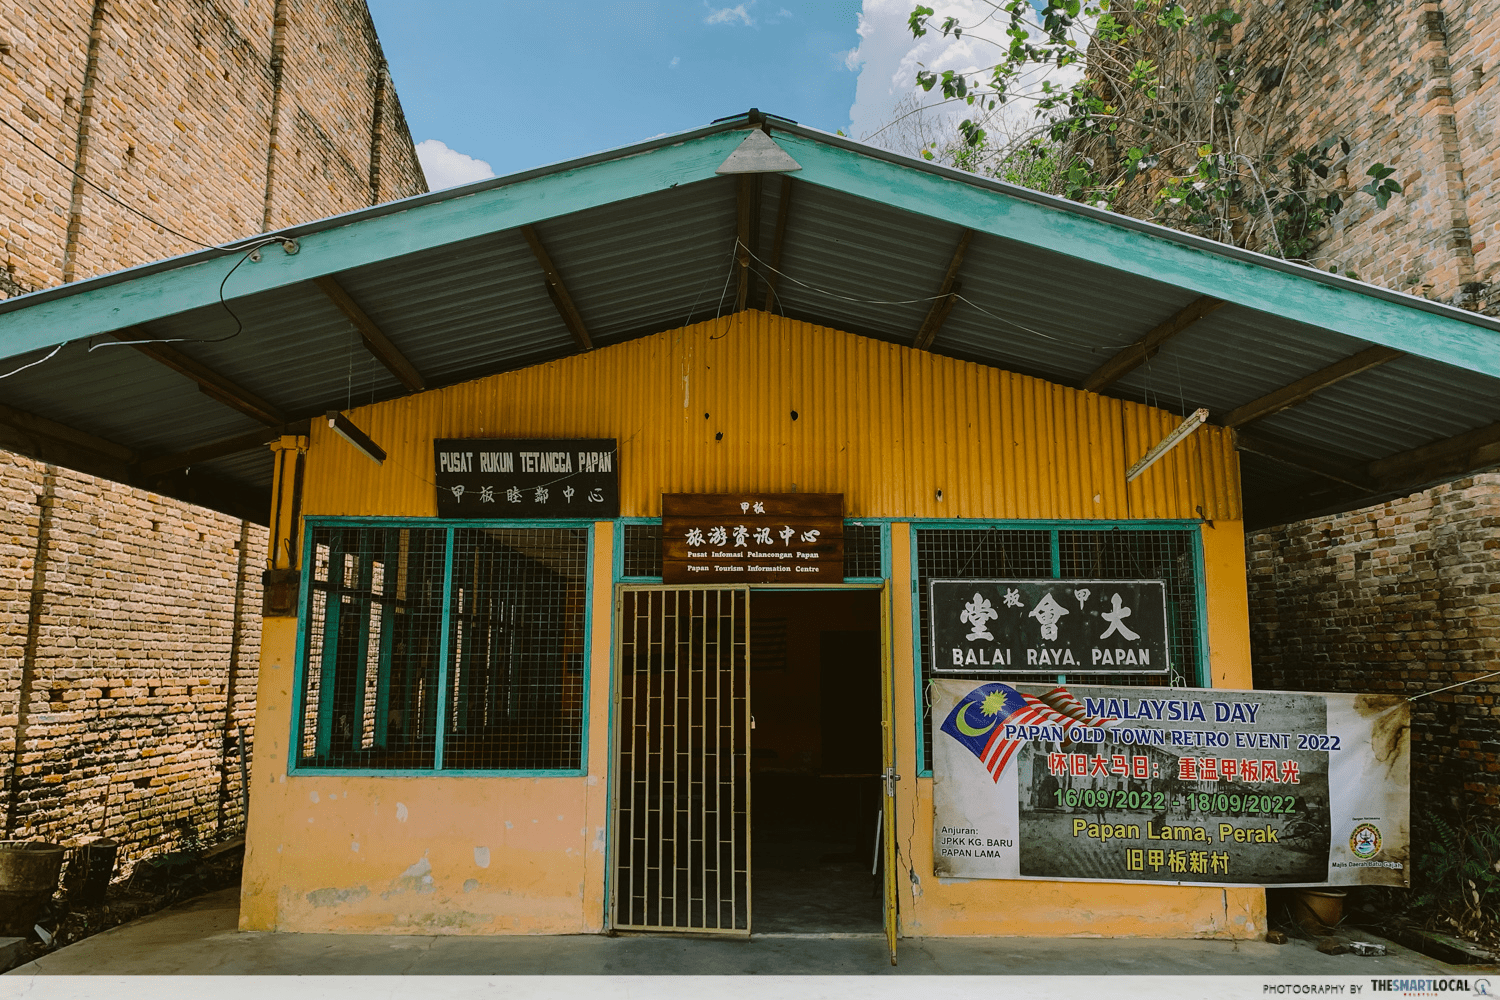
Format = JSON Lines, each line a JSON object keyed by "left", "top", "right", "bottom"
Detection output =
{"left": 939, "top": 683, "right": 1112, "bottom": 782}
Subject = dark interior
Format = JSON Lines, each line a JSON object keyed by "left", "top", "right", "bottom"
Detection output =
{"left": 750, "top": 590, "right": 885, "bottom": 934}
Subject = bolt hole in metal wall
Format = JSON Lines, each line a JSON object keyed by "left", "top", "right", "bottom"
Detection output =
{"left": 914, "top": 526, "right": 1205, "bottom": 772}
{"left": 295, "top": 524, "right": 589, "bottom": 773}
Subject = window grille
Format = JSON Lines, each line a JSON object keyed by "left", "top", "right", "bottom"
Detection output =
{"left": 621, "top": 522, "right": 662, "bottom": 578}
{"left": 843, "top": 521, "right": 884, "bottom": 579}
{"left": 913, "top": 525, "right": 1204, "bottom": 771}
{"left": 621, "top": 519, "right": 885, "bottom": 580}
{"left": 296, "top": 523, "right": 589, "bottom": 772}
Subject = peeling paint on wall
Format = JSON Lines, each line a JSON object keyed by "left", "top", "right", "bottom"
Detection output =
{"left": 395, "top": 802, "right": 408, "bottom": 822}
{"left": 383, "top": 854, "right": 435, "bottom": 899}
{"left": 473, "top": 846, "right": 490, "bottom": 868}
{"left": 306, "top": 885, "right": 369, "bottom": 907}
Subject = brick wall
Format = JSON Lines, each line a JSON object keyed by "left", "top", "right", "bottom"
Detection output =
{"left": 1247, "top": 475, "right": 1500, "bottom": 826}
{"left": 0, "top": 0, "right": 427, "bottom": 293}
{"left": 1091, "top": 0, "right": 1499, "bottom": 314}
{"left": 0, "top": 0, "right": 426, "bottom": 863}
{"left": 0, "top": 453, "right": 267, "bottom": 860}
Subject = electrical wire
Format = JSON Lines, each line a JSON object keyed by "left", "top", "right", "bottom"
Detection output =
{"left": 87, "top": 238, "right": 287, "bottom": 352}
{"left": 0, "top": 342, "right": 65, "bottom": 381}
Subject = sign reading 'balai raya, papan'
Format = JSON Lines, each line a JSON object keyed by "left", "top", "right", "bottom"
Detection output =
{"left": 661, "top": 493, "right": 843, "bottom": 584}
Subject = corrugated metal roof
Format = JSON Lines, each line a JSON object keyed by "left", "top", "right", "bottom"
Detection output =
{"left": 0, "top": 109, "right": 1496, "bottom": 527}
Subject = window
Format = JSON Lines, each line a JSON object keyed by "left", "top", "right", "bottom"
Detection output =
{"left": 295, "top": 523, "right": 589, "bottom": 773}
{"left": 913, "top": 524, "right": 1205, "bottom": 772}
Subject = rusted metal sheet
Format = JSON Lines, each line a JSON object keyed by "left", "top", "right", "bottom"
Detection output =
{"left": 300, "top": 311, "right": 1242, "bottom": 522}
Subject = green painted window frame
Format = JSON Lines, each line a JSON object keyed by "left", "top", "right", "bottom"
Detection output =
{"left": 907, "top": 519, "right": 1210, "bottom": 777}
{"left": 288, "top": 516, "right": 595, "bottom": 778}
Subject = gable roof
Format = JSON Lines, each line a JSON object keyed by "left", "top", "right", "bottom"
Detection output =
{"left": 1, "top": 109, "right": 1497, "bottom": 526}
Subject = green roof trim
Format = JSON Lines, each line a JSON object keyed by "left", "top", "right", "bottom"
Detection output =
{"left": 0, "top": 128, "right": 745, "bottom": 358}
{"left": 1, "top": 112, "right": 1497, "bottom": 381}
{"left": 777, "top": 131, "right": 1500, "bottom": 379}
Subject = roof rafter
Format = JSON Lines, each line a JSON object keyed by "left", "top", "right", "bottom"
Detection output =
{"left": 1234, "top": 429, "right": 1374, "bottom": 492}
{"left": 521, "top": 224, "right": 593, "bottom": 351}
{"left": 761, "top": 175, "right": 794, "bottom": 312}
{"left": 735, "top": 174, "right": 761, "bottom": 312}
{"left": 313, "top": 276, "right": 426, "bottom": 392}
{"left": 912, "top": 229, "right": 973, "bottom": 351}
{"left": 125, "top": 334, "right": 287, "bottom": 426}
{"left": 136, "top": 426, "right": 290, "bottom": 477}
{"left": 1221, "top": 345, "right": 1405, "bottom": 428}
{"left": 0, "top": 399, "right": 135, "bottom": 480}
{"left": 1081, "top": 296, "right": 1224, "bottom": 393}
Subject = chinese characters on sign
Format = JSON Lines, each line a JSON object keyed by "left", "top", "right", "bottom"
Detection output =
{"left": 433, "top": 439, "right": 619, "bottom": 518}
{"left": 660, "top": 493, "right": 844, "bottom": 584}
{"left": 930, "top": 579, "right": 1171, "bottom": 676}
{"left": 930, "top": 680, "right": 1410, "bottom": 888}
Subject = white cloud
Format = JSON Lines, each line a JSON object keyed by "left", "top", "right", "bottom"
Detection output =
{"left": 705, "top": 3, "right": 754, "bottom": 26}
{"left": 774, "top": 7, "right": 793, "bottom": 18}
{"left": 415, "top": 139, "right": 496, "bottom": 190}
{"left": 847, "top": 0, "right": 1085, "bottom": 160}
{"left": 670, "top": 55, "right": 681, "bottom": 67}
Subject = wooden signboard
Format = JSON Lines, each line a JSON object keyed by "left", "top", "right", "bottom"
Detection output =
{"left": 661, "top": 494, "right": 844, "bottom": 584}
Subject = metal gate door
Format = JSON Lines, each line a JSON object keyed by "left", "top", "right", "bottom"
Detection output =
{"left": 611, "top": 586, "right": 750, "bottom": 934}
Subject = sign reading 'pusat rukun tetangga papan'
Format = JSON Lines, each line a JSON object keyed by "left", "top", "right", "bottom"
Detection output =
{"left": 931, "top": 680, "right": 1409, "bottom": 887}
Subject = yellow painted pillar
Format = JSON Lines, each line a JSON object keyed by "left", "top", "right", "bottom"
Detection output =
{"left": 1201, "top": 520, "right": 1254, "bottom": 689}
{"left": 582, "top": 521, "right": 615, "bottom": 931}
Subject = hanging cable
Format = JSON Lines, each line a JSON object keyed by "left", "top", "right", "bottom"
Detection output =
{"left": 0, "top": 342, "right": 65, "bottom": 381}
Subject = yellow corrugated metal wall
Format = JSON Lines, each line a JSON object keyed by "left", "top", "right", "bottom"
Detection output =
{"left": 301, "top": 309, "right": 1241, "bottom": 521}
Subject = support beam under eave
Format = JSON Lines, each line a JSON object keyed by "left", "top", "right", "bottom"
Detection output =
{"left": 735, "top": 174, "right": 761, "bottom": 312}
{"left": 125, "top": 333, "right": 288, "bottom": 426}
{"left": 1367, "top": 420, "right": 1500, "bottom": 491}
{"left": 1221, "top": 345, "right": 1405, "bottom": 428}
{"left": 313, "top": 276, "right": 426, "bottom": 392}
{"left": 1081, "top": 296, "right": 1225, "bottom": 393}
{"left": 522, "top": 224, "right": 593, "bottom": 351}
{"left": 1234, "top": 429, "right": 1374, "bottom": 492}
{"left": 912, "top": 230, "right": 973, "bottom": 351}
{"left": 761, "top": 175, "right": 794, "bottom": 313}
{"left": 0, "top": 399, "right": 135, "bottom": 482}
{"left": 136, "top": 426, "right": 294, "bottom": 477}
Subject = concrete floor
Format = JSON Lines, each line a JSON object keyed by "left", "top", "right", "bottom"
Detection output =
{"left": 3, "top": 888, "right": 1487, "bottom": 976}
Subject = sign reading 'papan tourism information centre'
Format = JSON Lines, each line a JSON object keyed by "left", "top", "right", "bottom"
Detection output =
{"left": 931, "top": 680, "right": 1410, "bottom": 888}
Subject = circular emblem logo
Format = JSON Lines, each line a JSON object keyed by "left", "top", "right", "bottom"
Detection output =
{"left": 1350, "top": 823, "right": 1381, "bottom": 859}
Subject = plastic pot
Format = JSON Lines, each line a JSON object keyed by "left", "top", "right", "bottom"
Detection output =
{"left": 0, "top": 841, "right": 65, "bottom": 936}
{"left": 1292, "top": 888, "right": 1346, "bottom": 931}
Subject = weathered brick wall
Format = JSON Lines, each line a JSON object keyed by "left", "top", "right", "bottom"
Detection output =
{"left": 0, "top": 0, "right": 427, "bottom": 294}
{"left": 0, "top": 0, "right": 425, "bottom": 864}
{"left": 0, "top": 453, "right": 267, "bottom": 862}
{"left": 1247, "top": 475, "right": 1500, "bottom": 826}
{"left": 1093, "top": 0, "right": 1499, "bottom": 314}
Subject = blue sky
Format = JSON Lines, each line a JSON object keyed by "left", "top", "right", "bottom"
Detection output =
{"left": 368, "top": 1, "right": 868, "bottom": 185}
{"left": 366, "top": 1, "right": 1045, "bottom": 188}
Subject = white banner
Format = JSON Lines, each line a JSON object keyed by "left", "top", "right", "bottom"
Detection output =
{"left": 931, "top": 681, "right": 1409, "bottom": 887}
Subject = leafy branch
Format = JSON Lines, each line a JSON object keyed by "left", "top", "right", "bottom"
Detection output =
{"left": 893, "top": 0, "right": 1404, "bottom": 263}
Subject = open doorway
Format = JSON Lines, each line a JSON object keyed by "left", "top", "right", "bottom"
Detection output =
{"left": 749, "top": 590, "right": 884, "bottom": 934}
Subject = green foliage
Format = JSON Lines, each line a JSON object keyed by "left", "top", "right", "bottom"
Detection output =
{"left": 1413, "top": 816, "right": 1500, "bottom": 921}
{"left": 896, "top": 0, "right": 1407, "bottom": 260}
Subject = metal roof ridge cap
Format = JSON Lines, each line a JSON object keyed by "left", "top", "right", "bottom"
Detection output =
{"left": 0, "top": 116, "right": 758, "bottom": 317}
{"left": 766, "top": 121, "right": 1500, "bottom": 335}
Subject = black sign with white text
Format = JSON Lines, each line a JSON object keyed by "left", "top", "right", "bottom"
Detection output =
{"left": 930, "top": 579, "right": 1170, "bottom": 676}
{"left": 433, "top": 438, "right": 619, "bottom": 518}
